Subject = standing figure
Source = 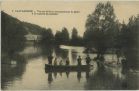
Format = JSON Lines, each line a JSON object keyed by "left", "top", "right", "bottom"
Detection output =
{"left": 48, "top": 54, "right": 53, "bottom": 65}
{"left": 59, "top": 60, "right": 63, "bottom": 65}
{"left": 54, "top": 58, "right": 57, "bottom": 66}
{"left": 116, "top": 49, "right": 120, "bottom": 64}
{"left": 121, "top": 58, "right": 127, "bottom": 68}
{"left": 66, "top": 57, "right": 70, "bottom": 66}
{"left": 86, "top": 54, "right": 91, "bottom": 65}
{"left": 77, "top": 56, "right": 82, "bottom": 65}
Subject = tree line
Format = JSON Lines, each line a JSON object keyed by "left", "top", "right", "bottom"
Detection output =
{"left": 2, "top": 2, "right": 138, "bottom": 53}
{"left": 1, "top": 11, "right": 44, "bottom": 54}
{"left": 40, "top": 2, "right": 139, "bottom": 69}
{"left": 40, "top": 1, "right": 139, "bottom": 52}
{"left": 40, "top": 27, "right": 83, "bottom": 46}
{"left": 1, "top": 2, "right": 139, "bottom": 69}
{"left": 1, "top": 11, "right": 27, "bottom": 54}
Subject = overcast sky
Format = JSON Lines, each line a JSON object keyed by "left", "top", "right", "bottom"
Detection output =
{"left": 1, "top": 1, "right": 139, "bottom": 36}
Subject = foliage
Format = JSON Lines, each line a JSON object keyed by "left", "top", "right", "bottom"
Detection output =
{"left": 84, "top": 2, "right": 119, "bottom": 53}
{"left": 41, "top": 28, "right": 54, "bottom": 44}
{"left": 1, "top": 11, "right": 44, "bottom": 53}
{"left": 61, "top": 27, "right": 70, "bottom": 44}
{"left": 54, "top": 27, "right": 70, "bottom": 45}
{"left": 120, "top": 15, "right": 139, "bottom": 69}
{"left": 1, "top": 11, "right": 26, "bottom": 53}
{"left": 70, "top": 28, "right": 83, "bottom": 46}
{"left": 2, "top": 4, "right": 139, "bottom": 69}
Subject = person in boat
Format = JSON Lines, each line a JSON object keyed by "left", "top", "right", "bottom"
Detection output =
{"left": 121, "top": 58, "right": 127, "bottom": 68}
{"left": 66, "top": 57, "right": 70, "bottom": 66}
{"left": 48, "top": 54, "right": 53, "bottom": 65}
{"left": 54, "top": 58, "right": 57, "bottom": 66}
{"left": 116, "top": 49, "right": 121, "bottom": 64}
{"left": 77, "top": 56, "right": 82, "bottom": 65}
{"left": 59, "top": 60, "right": 63, "bottom": 65}
{"left": 86, "top": 54, "right": 91, "bottom": 65}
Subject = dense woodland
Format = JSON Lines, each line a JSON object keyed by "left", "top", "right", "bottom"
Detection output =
{"left": 1, "top": 2, "right": 139, "bottom": 69}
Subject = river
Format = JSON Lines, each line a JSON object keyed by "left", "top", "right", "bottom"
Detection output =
{"left": 1, "top": 45, "right": 139, "bottom": 90}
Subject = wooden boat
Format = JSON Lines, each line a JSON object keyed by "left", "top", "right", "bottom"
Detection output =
{"left": 97, "top": 61, "right": 122, "bottom": 68}
{"left": 45, "top": 64, "right": 93, "bottom": 72}
{"left": 104, "top": 62, "right": 122, "bottom": 68}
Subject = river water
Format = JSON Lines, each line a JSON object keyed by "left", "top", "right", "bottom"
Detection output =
{"left": 1, "top": 45, "right": 139, "bottom": 90}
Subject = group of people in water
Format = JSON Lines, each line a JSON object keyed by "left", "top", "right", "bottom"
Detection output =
{"left": 47, "top": 54, "right": 91, "bottom": 66}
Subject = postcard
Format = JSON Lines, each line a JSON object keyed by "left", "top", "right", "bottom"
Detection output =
{"left": 1, "top": 0, "right": 139, "bottom": 90}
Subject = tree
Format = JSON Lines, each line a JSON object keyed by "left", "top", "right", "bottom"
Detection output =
{"left": 71, "top": 28, "right": 78, "bottom": 40}
{"left": 71, "top": 28, "right": 78, "bottom": 45}
{"left": 84, "top": 2, "right": 119, "bottom": 54}
{"left": 54, "top": 27, "right": 70, "bottom": 45}
{"left": 120, "top": 15, "right": 139, "bottom": 69}
{"left": 1, "top": 11, "right": 26, "bottom": 54}
{"left": 41, "top": 28, "right": 54, "bottom": 44}
{"left": 126, "top": 15, "right": 139, "bottom": 49}
{"left": 70, "top": 28, "right": 83, "bottom": 46}
{"left": 55, "top": 31, "right": 62, "bottom": 45}
{"left": 61, "top": 27, "right": 70, "bottom": 44}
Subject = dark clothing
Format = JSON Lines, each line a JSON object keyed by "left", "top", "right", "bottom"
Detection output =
{"left": 59, "top": 60, "right": 63, "bottom": 65}
{"left": 121, "top": 59, "right": 127, "bottom": 68}
{"left": 86, "top": 56, "right": 91, "bottom": 65}
{"left": 77, "top": 57, "right": 82, "bottom": 65}
{"left": 48, "top": 55, "right": 53, "bottom": 65}
{"left": 66, "top": 60, "right": 70, "bottom": 65}
{"left": 54, "top": 60, "right": 57, "bottom": 65}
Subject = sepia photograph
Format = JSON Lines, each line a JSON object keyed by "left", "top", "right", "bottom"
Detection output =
{"left": 1, "top": 0, "right": 139, "bottom": 90}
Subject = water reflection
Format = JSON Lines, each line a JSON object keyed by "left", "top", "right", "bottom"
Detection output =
{"left": 41, "top": 45, "right": 53, "bottom": 58}
{"left": 77, "top": 71, "right": 82, "bottom": 82}
{"left": 53, "top": 72, "right": 57, "bottom": 79}
{"left": 55, "top": 47, "right": 68, "bottom": 60}
{"left": 1, "top": 45, "right": 139, "bottom": 90}
{"left": 1, "top": 54, "right": 26, "bottom": 89}
{"left": 46, "top": 70, "right": 91, "bottom": 84}
{"left": 48, "top": 72, "right": 53, "bottom": 84}
{"left": 66, "top": 71, "right": 70, "bottom": 78}
{"left": 86, "top": 71, "right": 90, "bottom": 82}
{"left": 85, "top": 64, "right": 139, "bottom": 90}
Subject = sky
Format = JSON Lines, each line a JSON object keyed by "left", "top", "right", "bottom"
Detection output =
{"left": 1, "top": 1, "right": 139, "bottom": 36}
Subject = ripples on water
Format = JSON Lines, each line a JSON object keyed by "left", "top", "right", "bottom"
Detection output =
{"left": 1, "top": 45, "right": 139, "bottom": 90}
